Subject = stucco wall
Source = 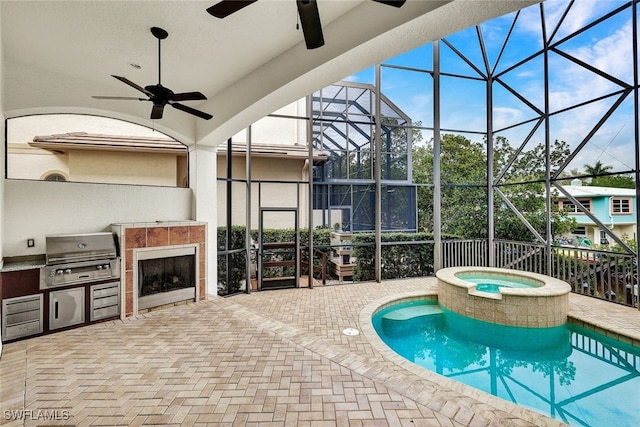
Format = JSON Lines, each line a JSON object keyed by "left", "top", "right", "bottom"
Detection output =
{"left": 216, "top": 154, "right": 309, "bottom": 228}
{"left": 231, "top": 99, "right": 307, "bottom": 146}
{"left": 7, "top": 144, "right": 69, "bottom": 179}
{"left": 3, "top": 179, "right": 192, "bottom": 257}
{"left": 69, "top": 151, "right": 177, "bottom": 186}
{"left": 6, "top": 115, "right": 187, "bottom": 186}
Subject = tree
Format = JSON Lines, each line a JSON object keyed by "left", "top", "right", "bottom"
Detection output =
{"left": 583, "top": 161, "right": 635, "bottom": 188}
{"left": 413, "top": 134, "right": 576, "bottom": 241}
{"left": 413, "top": 134, "right": 488, "bottom": 236}
{"left": 495, "top": 139, "right": 575, "bottom": 241}
{"left": 584, "top": 160, "right": 613, "bottom": 177}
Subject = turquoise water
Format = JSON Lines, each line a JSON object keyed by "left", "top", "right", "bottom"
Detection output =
{"left": 456, "top": 273, "right": 541, "bottom": 294}
{"left": 373, "top": 300, "right": 640, "bottom": 427}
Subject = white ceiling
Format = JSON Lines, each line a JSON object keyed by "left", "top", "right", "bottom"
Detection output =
{"left": 1, "top": 0, "right": 538, "bottom": 147}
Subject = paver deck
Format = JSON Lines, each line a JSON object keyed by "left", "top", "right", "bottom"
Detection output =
{"left": 1, "top": 277, "right": 638, "bottom": 426}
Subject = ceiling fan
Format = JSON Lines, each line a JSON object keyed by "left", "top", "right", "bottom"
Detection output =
{"left": 92, "top": 27, "right": 213, "bottom": 121}
{"left": 206, "top": 0, "right": 406, "bottom": 50}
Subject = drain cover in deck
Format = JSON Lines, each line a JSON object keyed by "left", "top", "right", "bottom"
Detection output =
{"left": 342, "top": 328, "right": 360, "bottom": 336}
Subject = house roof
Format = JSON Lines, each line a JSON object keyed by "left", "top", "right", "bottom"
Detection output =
{"left": 30, "top": 132, "right": 186, "bottom": 155}
{"left": 559, "top": 184, "right": 636, "bottom": 198}
{"left": 219, "top": 141, "right": 328, "bottom": 163}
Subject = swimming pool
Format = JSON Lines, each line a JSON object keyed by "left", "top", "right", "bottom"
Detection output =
{"left": 372, "top": 299, "right": 640, "bottom": 427}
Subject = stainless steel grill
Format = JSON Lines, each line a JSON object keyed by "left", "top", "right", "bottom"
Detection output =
{"left": 44, "top": 232, "right": 117, "bottom": 264}
{"left": 40, "top": 232, "right": 120, "bottom": 289}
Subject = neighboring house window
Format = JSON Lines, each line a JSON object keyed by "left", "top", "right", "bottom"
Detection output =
{"left": 573, "top": 226, "right": 586, "bottom": 235}
{"left": 600, "top": 230, "right": 610, "bottom": 245}
{"left": 561, "top": 199, "right": 591, "bottom": 213}
{"left": 611, "top": 197, "right": 632, "bottom": 214}
{"left": 43, "top": 173, "right": 67, "bottom": 182}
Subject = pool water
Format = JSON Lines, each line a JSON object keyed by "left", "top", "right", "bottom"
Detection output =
{"left": 373, "top": 300, "right": 640, "bottom": 427}
{"left": 456, "top": 273, "right": 540, "bottom": 294}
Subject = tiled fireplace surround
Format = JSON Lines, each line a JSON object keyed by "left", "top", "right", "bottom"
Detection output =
{"left": 112, "top": 221, "right": 207, "bottom": 318}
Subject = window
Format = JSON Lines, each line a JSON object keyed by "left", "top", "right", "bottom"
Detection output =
{"left": 561, "top": 199, "right": 591, "bottom": 214}
{"left": 611, "top": 197, "right": 632, "bottom": 214}
{"left": 599, "top": 230, "right": 610, "bottom": 245}
{"left": 43, "top": 173, "right": 67, "bottom": 182}
{"left": 573, "top": 226, "right": 586, "bottom": 235}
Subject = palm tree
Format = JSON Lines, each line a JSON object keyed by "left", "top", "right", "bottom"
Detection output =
{"left": 584, "top": 160, "right": 613, "bottom": 177}
{"left": 582, "top": 161, "right": 634, "bottom": 188}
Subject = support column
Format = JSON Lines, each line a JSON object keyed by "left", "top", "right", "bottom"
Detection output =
{"left": 433, "top": 41, "right": 442, "bottom": 271}
{"left": 487, "top": 76, "right": 495, "bottom": 267}
{"left": 246, "top": 128, "right": 253, "bottom": 293}
{"left": 307, "top": 95, "right": 314, "bottom": 289}
{"left": 543, "top": 22, "right": 553, "bottom": 276}
{"left": 190, "top": 143, "right": 218, "bottom": 299}
{"left": 374, "top": 64, "right": 382, "bottom": 282}
{"left": 633, "top": 0, "right": 640, "bottom": 310}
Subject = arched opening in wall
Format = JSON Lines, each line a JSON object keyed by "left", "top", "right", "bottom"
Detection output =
{"left": 6, "top": 114, "right": 188, "bottom": 188}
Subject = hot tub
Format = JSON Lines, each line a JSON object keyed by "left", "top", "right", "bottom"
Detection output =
{"left": 436, "top": 266, "right": 571, "bottom": 327}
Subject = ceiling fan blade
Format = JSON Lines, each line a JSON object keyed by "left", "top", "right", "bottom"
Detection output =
{"left": 171, "top": 91, "right": 207, "bottom": 102}
{"left": 92, "top": 96, "right": 146, "bottom": 101}
{"left": 151, "top": 103, "right": 165, "bottom": 120}
{"left": 371, "top": 0, "right": 406, "bottom": 7}
{"left": 207, "top": 0, "right": 257, "bottom": 18}
{"left": 296, "top": 0, "right": 324, "bottom": 49}
{"left": 112, "top": 75, "right": 153, "bottom": 97}
{"left": 171, "top": 102, "right": 213, "bottom": 120}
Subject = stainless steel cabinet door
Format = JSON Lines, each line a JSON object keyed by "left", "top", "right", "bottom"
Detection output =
{"left": 49, "top": 287, "right": 85, "bottom": 330}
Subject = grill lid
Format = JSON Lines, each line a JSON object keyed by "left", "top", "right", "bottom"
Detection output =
{"left": 45, "top": 232, "right": 118, "bottom": 264}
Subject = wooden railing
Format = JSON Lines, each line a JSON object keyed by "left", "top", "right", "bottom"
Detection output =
{"left": 260, "top": 242, "right": 327, "bottom": 287}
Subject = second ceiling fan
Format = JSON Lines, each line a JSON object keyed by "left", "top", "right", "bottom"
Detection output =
{"left": 207, "top": 0, "right": 406, "bottom": 50}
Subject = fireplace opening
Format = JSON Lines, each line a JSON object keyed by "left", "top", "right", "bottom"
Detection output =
{"left": 136, "top": 246, "right": 197, "bottom": 311}
{"left": 139, "top": 254, "right": 195, "bottom": 297}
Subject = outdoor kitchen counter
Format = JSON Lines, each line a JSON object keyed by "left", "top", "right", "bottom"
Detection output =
{"left": 1, "top": 256, "right": 46, "bottom": 272}
{"left": 0, "top": 254, "right": 45, "bottom": 273}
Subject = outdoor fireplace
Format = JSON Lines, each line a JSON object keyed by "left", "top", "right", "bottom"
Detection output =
{"left": 112, "top": 221, "right": 207, "bottom": 318}
{"left": 137, "top": 246, "right": 197, "bottom": 310}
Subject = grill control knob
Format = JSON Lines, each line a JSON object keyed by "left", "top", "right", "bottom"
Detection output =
{"left": 103, "top": 264, "right": 110, "bottom": 270}
{"left": 97, "top": 265, "right": 103, "bottom": 270}
{"left": 64, "top": 269, "right": 72, "bottom": 274}
{"left": 56, "top": 269, "right": 64, "bottom": 275}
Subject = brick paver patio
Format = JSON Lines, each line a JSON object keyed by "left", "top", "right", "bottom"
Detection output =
{"left": 1, "top": 278, "right": 638, "bottom": 426}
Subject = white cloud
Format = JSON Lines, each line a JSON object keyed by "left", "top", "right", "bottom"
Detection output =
{"left": 493, "top": 107, "right": 523, "bottom": 130}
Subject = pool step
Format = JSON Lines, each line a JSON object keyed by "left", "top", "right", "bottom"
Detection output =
{"left": 382, "top": 305, "right": 443, "bottom": 321}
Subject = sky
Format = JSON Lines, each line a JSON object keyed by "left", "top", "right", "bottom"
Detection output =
{"left": 345, "top": 0, "right": 637, "bottom": 176}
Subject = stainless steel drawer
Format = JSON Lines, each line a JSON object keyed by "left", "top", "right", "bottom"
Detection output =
{"left": 5, "top": 298, "right": 41, "bottom": 315}
{"left": 6, "top": 308, "right": 41, "bottom": 325}
{"left": 90, "top": 282, "right": 120, "bottom": 322}
{"left": 93, "top": 294, "right": 119, "bottom": 309}
{"left": 5, "top": 320, "right": 42, "bottom": 341}
{"left": 2, "top": 294, "right": 43, "bottom": 341}
{"left": 92, "top": 305, "right": 120, "bottom": 320}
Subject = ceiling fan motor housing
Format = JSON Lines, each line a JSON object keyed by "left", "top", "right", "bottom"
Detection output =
{"left": 145, "top": 84, "right": 173, "bottom": 104}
